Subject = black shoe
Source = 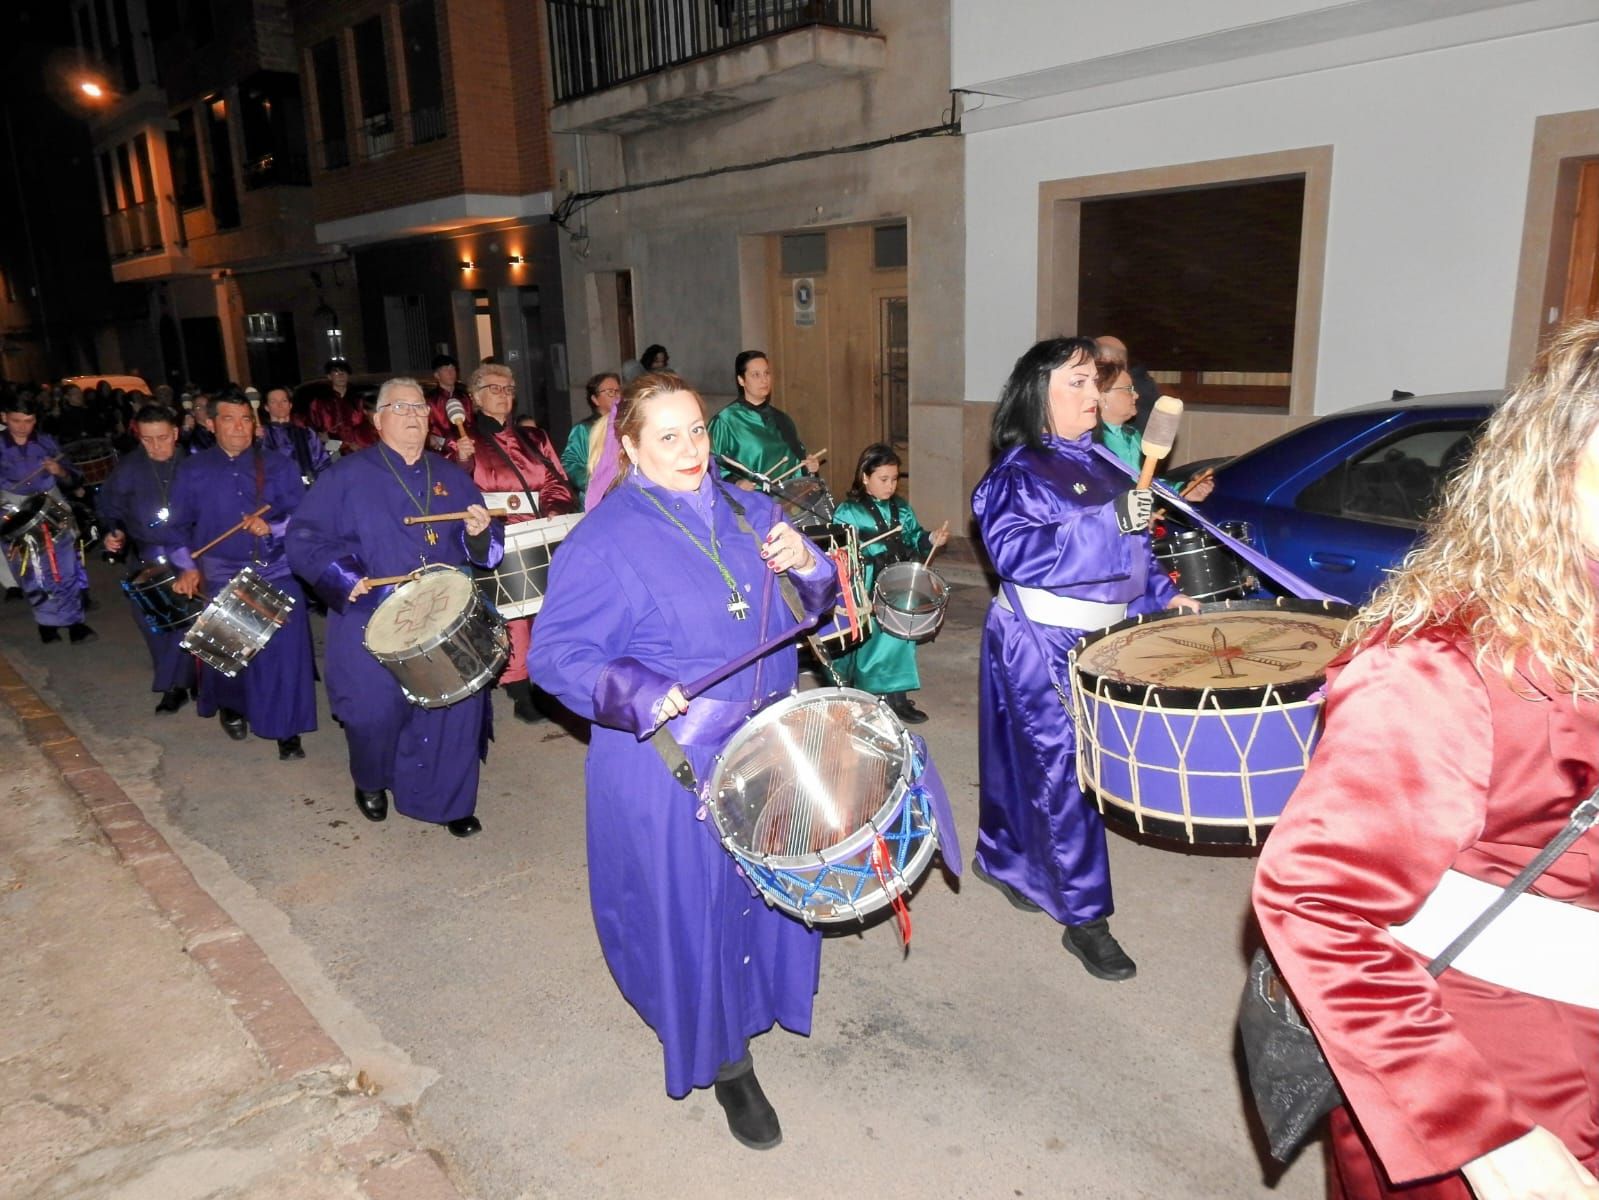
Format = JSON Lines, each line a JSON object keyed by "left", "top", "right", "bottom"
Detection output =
{"left": 4, "top": 586, "right": 22, "bottom": 602}
{"left": 714, "top": 1067, "right": 782, "bottom": 1150}
{"left": 38, "top": 624, "right": 61, "bottom": 643}
{"left": 219, "top": 708, "right": 249, "bottom": 741}
{"left": 1062, "top": 919, "right": 1137, "bottom": 982}
{"left": 446, "top": 815, "right": 482, "bottom": 838}
{"left": 68, "top": 622, "right": 98, "bottom": 644}
{"left": 885, "top": 692, "right": 929, "bottom": 725}
{"left": 503, "top": 680, "right": 546, "bottom": 724}
{"left": 277, "top": 736, "right": 305, "bottom": 760}
{"left": 155, "top": 687, "right": 189, "bottom": 714}
{"left": 971, "top": 857, "right": 1042, "bottom": 913}
{"left": 354, "top": 787, "right": 388, "bottom": 822}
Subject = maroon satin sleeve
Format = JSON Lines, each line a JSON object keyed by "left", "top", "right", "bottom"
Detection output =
{"left": 1252, "top": 633, "right": 1534, "bottom": 1183}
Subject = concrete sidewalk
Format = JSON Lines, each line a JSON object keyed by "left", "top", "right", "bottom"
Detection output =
{"left": 0, "top": 654, "right": 464, "bottom": 1200}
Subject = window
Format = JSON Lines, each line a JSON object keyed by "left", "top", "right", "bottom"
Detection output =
{"left": 1297, "top": 422, "right": 1486, "bottom": 528}
{"left": 169, "top": 109, "right": 205, "bottom": 207}
{"left": 873, "top": 222, "right": 907, "bottom": 269}
{"left": 204, "top": 94, "right": 240, "bottom": 228}
{"left": 245, "top": 313, "right": 285, "bottom": 343}
{"left": 780, "top": 232, "right": 827, "bottom": 275}
{"left": 353, "top": 15, "right": 395, "bottom": 158}
{"left": 312, "top": 39, "right": 348, "bottom": 170}
{"left": 239, "top": 72, "right": 311, "bottom": 188}
{"left": 399, "top": 0, "right": 446, "bottom": 144}
{"left": 97, "top": 152, "right": 118, "bottom": 213}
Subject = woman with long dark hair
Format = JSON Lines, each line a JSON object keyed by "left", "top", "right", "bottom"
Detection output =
{"left": 971, "top": 336, "right": 1196, "bottom": 981}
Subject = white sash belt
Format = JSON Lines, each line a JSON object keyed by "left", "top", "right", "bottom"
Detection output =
{"left": 997, "top": 585, "right": 1126, "bottom": 631}
{"left": 1388, "top": 868, "right": 1599, "bottom": 1010}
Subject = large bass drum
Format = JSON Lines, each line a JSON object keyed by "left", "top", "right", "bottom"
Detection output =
{"left": 474, "top": 512, "right": 582, "bottom": 618}
{"left": 702, "top": 689, "right": 948, "bottom": 925}
{"left": 1069, "top": 598, "right": 1354, "bottom": 846}
{"left": 365, "top": 565, "right": 509, "bottom": 707}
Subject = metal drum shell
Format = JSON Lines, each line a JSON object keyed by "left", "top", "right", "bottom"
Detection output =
{"left": 703, "top": 688, "right": 938, "bottom": 925}
{"left": 1152, "top": 527, "right": 1246, "bottom": 602}
{"left": 0, "top": 493, "right": 77, "bottom": 548}
{"left": 365, "top": 568, "right": 509, "bottom": 708}
{"left": 871, "top": 561, "right": 949, "bottom": 642}
{"left": 1069, "top": 597, "right": 1355, "bottom": 847}
{"left": 122, "top": 562, "right": 204, "bottom": 633}
{"left": 474, "top": 512, "right": 582, "bottom": 619}
{"left": 770, "top": 475, "right": 836, "bottom": 529}
{"left": 180, "top": 567, "right": 297, "bottom": 678}
{"left": 61, "top": 438, "right": 119, "bottom": 486}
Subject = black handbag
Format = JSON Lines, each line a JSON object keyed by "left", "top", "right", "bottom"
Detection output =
{"left": 1240, "top": 790, "right": 1599, "bottom": 1162}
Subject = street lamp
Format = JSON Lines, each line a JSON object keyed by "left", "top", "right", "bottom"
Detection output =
{"left": 78, "top": 79, "right": 106, "bottom": 100}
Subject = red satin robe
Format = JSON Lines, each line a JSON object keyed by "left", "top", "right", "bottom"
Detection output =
{"left": 1253, "top": 624, "right": 1599, "bottom": 1197}
{"left": 449, "top": 416, "right": 576, "bottom": 683}
{"left": 305, "top": 386, "right": 377, "bottom": 451}
{"left": 425, "top": 382, "right": 472, "bottom": 451}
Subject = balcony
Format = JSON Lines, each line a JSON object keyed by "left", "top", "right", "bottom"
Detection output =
{"left": 103, "top": 201, "right": 165, "bottom": 260}
{"left": 548, "top": 0, "right": 882, "bottom": 134}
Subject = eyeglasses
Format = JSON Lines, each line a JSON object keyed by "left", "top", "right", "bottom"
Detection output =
{"left": 597, "top": 387, "right": 622, "bottom": 397}
{"left": 1104, "top": 386, "right": 1137, "bottom": 396}
{"left": 479, "top": 383, "right": 516, "bottom": 395}
{"left": 379, "top": 402, "right": 428, "bottom": 414}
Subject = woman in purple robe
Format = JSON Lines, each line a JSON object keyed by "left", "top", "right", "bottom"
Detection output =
{"left": 529, "top": 373, "right": 838, "bottom": 1150}
{"left": 0, "top": 395, "right": 93, "bottom": 641}
{"left": 98, "top": 403, "right": 197, "bottom": 712}
{"left": 287, "top": 378, "right": 503, "bottom": 837}
{"left": 971, "top": 336, "right": 1197, "bottom": 982}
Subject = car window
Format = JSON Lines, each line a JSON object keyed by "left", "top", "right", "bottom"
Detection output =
{"left": 1296, "top": 421, "right": 1485, "bottom": 528}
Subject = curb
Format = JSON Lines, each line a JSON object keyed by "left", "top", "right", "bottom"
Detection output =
{"left": 0, "top": 648, "right": 468, "bottom": 1200}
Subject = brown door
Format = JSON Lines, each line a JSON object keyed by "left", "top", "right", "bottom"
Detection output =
{"left": 1562, "top": 160, "right": 1599, "bottom": 325}
{"left": 766, "top": 224, "right": 907, "bottom": 497}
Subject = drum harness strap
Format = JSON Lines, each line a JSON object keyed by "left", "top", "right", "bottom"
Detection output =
{"left": 650, "top": 484, "right": 812, "bottom": 796}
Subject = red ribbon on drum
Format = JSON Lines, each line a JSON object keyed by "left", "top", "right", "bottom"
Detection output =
{"left": 870, "top": 834, "right": 912, "bottom": 947}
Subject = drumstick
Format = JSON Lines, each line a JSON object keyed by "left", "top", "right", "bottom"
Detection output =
{"left": 922, "top": 521, "right": 950, "bottom": 568}
{"left": 646, "top": 614, "right": 821, "bottom": 736}
{"left": 401, "top": 508, "right": 512, "bottom": 525}
{"left": 860, "top": 526, "right": 901, "bottom": 548}
{"left": 770, "top": 460, "right": 807, "bottom": 483}
{"left": 191, "top": 505, "right": 271, "bottom": 559}
{"left": 446, "top": 397, "right": 470, "bottom": 444}
{"left": 716, "top": 453, "right": 771, "bottom": 485}
{"left": 365, "top": 572, "right": 423, "bottom": 587}
{"left": 1138, "top": 397, "right": 1184, "bottom": 491}
{"left": 13, "top": 461, "right": 53, "bottom": 487}
{"left": 1179, "top": 467, "right": 1215, "bottom": 499}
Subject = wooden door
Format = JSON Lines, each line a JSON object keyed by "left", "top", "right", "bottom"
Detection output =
{"left": 1563, "top": 160, "right": 1599, "bottom": 325}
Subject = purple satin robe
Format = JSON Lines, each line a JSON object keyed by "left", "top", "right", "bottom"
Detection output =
{"left": 971, "top": 434, "right": 1177, "bottom": 925}
{"left": 165, "top": 444, "right": 316, "bottom": 740}
{"left": 97, "top": 448, "right": 196, "bottom": 693}
{"left": 260, "top": 420, "right": 332, "bottom": 483}
{"left": 529, "top": 474, "right": 839, "bottom": 1098}
{"left": 1, "top": 432, "right": 86, "bottom": 627}
{"left": 286, "top": 445, "right": 504, "bottom": 824}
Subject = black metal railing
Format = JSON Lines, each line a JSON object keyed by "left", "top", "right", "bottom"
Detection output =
{"left": 104, "top": 201, "right": 164, "bottom": 260}
{"left": 547, "top": 0, "right": 874, "bottom": 103}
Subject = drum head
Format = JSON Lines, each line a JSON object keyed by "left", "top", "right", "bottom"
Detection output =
{"left": 874, "top": 562, "right": 947, "bottom": 614}
{"left": 1073, "top": 598, "right": 1354, "bottom": 709}
{"left": 367, "top": 568, "right": 474, "bottom": 655}
{"left": 708, "top": 689, "right": 911, "bottom": 863}
{"left": 0, "top": 495, "right": 47, "bottom": 540}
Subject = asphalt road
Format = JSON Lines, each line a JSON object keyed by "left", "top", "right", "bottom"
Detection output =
{"left": 1, "top": 556, "right": 1324, "bottom": 1200}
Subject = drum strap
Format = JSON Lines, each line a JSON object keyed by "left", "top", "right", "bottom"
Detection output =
{"left": 481, "top": 421, "right": 545, "bottom": 517}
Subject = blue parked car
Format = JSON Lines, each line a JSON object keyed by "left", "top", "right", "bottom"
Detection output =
{"left": 1178, "top": 391, "right": 1500, "bottom": 604}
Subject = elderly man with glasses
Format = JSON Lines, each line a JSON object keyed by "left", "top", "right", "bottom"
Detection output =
{"left": 449, "top": 362, "right": 576, "bottom": 723}
{"left": 288, "top": 377, "right": 504, "bottom": 837}
{"left": 561, "top": 371, "right": 623, "bottom": 506}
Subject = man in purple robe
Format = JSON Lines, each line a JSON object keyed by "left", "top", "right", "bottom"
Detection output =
{"left": 531, "top": 374, "right": 843, "bottom": 1150}
{"left": 259, "top": 386, "right": 331, "bottom": 485}
{"left": 1, "top": 396, "right": 94, "bottom": 642}
{"left": 287, "top": 377, "right": 503, "bottom": 838}
{"left": 99, "top": 403, "right": 197, "bottom": 713}
{"left": 971, "top": 337, "right": 1196, "bottom": 982}
{"left": 166, "top": 393, "right": 316, "bottom": 759}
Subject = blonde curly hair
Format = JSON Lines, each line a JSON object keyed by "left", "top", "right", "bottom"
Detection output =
{"left": 1349, "top": 319, "right": 1599, "bottom": 696}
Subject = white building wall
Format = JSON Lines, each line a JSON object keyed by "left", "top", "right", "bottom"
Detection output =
{"left": 960, "top": 17, "right": 1599, "bottom": 425}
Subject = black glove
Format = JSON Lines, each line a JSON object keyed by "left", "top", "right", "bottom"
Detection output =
{"left": 1114, "top": 488, "right": 1153, "bottom": 534}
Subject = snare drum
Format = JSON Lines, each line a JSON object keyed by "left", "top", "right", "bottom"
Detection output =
{"left": 703, "top": 688, "right": 947, "bottom": 925}
{"left": 1152, "top": 528, "right": 1246, "bottom": 602}
{"left": 122, "top": 562, "right": 204, "bottom": 632}
{"left": 0, "top": 492, "right": 78, "bottom": 551}
{"left": 871, "top": 562, "right": 949, "bottom": 642}
{"left": 804, "top": 523, "right": 873, "bottom": 650}
{"left": 62, "top": 438, "right": 119, "bottom": 486}
{"left": 1069, "top": 598, "right": 1354, "bottom": 846}
{"left": 474, "top": 512, "right": 582, "bottom": 619}
{"left": 770, "top": 474, "right": 835, "bottom": 530}
{"left": 181, "top": 566, "right": 297, "bottom": 677}
{"left": 365, "top": 565, "right": 509, "bottom": 707}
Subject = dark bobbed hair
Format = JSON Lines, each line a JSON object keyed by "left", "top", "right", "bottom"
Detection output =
{"left": 134, "top": 403, "right": 181, "bottom": 428}
{"left": 991, "top": 336, "right": 1100, "bottom": 453}
{"left": 640, "top": 343, "right": 669, "bottom": 369}
{"left": 847, "top": 442, "right": 902, "bottom": 503}
{"left": 324, "top": 357, "right": 351, "bottom": 373}
{"left": 431, "top": 353, "right": 458, "bottom": 370}
{"left": 1, "top": 392, "right": 39, "bottom": 416}
{"left": 585, "top": 370, "right": 620, "bottom": 401}
{"left": 734, "top": 349, "right": 769, "bottom": 398}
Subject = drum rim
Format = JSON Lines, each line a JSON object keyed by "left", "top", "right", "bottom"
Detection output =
{"left": 364, "top": 565, "right": 493, "bottom": 659}
{"left": 705, "top": 685, "right": 915, "bottom": 869}
{"left": 1071, "top": 596, "right": 1355, "bottom": 709}
{"left": 872, "top": 561, "right": 949, "bottom": 612}
{"left": 0, "top": 493, "right": 73, "bottom": 542}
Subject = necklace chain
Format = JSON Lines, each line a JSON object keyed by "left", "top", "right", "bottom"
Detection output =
{"left": 635, "top": 484, "right": 749, "bottom": 619}
{"left": 379, "top": 446, "right": 438, "bottom": 546}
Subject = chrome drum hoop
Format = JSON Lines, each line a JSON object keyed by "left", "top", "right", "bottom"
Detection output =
{"left": 364, "top": 564, "right": 510, "bottom": 707}
{"left": 871, "top": 562, "right": 949, "bottom": 642}
{"left": 180, "top": 566, "right": 296, "bottom": 677}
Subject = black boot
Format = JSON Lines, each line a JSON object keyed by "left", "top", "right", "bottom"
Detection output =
{"left": 354, "top": 787, "right": 388, "bottom": 822}
{"left": 155, "top": 687, "right": 189, "bottom": 714}
{"left": 68, "top": 622, "right": 98, "bottom": 644}
{"left": 503, "top": 679, "right": 545, "bottom": 724}
{"left": 713, "top": 1059, "right": 782, "bottom": 1150}
{"left": 277, "top": 735, "right": 305, "bottom": 760}
{"left": 38, "top": 624, "right": 61, "bottom": 643}
{"left": 218, "top": 708, "right": 249, "bottom": 741}
{"left": 1062, "top": 918, "right": 1137, "bottom": 982}
{"left": 885, "top": 692, "right": 928, "bottom": 725}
